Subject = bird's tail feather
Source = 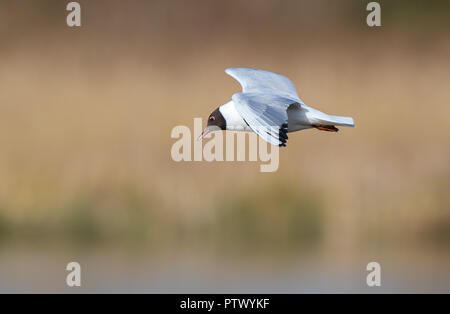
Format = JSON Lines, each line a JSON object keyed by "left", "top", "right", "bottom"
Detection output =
{"left": 311, "top": 113, "right": 355, "bottom": 128}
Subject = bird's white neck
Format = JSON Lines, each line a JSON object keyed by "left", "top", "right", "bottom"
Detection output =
{"left": 219, "top": 100, "right": 250, "bottom": 131}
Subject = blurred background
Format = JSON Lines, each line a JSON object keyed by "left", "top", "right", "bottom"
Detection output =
{"left": 0, "top": 0, "right": 449, "bottom": 293}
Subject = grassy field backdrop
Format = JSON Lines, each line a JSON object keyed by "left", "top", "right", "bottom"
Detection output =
{"left": 0, "top": 0, "right": 449, "bottom": 291}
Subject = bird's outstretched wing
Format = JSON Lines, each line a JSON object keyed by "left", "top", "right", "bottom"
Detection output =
{"left": 225, "top": 68, "right": 302, "bottom": 102}
{"left": 232, "top": 92, "right": 300, "bottom": 147}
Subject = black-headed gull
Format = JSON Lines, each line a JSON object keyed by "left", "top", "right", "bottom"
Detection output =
{"left": 199, "top": 68, "right": 355, "bottom": 146}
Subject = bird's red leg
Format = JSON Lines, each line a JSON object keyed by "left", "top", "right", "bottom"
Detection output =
{"left": 312, "top": 125, "right": 339, "bottom": 132}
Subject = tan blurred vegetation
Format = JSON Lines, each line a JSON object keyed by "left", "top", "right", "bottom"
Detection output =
{"left": 0, "top": 0, "right": 449, "bottom": 263}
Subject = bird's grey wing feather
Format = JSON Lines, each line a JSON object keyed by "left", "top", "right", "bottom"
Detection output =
{"left": 232, "top": 92, "right": 300, "bottom": 146}
{"left": 225, "top": 68, "right": 302, "bottom": 101}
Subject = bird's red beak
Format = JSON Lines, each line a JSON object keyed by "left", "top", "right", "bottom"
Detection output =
{"left": 197, "top": 127, "right": 211, "bottom": 141}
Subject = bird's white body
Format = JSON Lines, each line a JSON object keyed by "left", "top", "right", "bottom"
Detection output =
{"left": 219, "top": 100, "right": 354, "bottom": 133}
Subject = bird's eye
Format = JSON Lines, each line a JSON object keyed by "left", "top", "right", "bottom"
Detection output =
{"left": 209, "top": 116, "right": 215, "bottom": 121}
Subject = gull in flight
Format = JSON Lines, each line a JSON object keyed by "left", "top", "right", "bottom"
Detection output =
{"left": 199, "top": 68, "right": 355, "bottom": 146}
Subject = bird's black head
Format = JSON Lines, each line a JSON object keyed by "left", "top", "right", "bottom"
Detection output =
{"left": 198, "top": 107, "right": 227, "bottom": 140}
{"left": 207, "top": 107, "right": 227, "bottom": 130}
